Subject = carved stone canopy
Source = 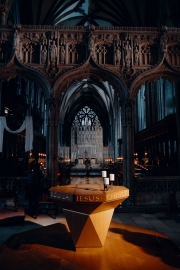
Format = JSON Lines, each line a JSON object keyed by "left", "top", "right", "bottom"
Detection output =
{"left": 0, "top": 25, "right": 180, "bottom": 99}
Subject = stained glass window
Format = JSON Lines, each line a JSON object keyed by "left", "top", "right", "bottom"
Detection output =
{"left": 72, "top": 106, "right": 101, "bottom": 126}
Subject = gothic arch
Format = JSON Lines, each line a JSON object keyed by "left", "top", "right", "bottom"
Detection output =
{"left": 0, "top": 70, "right": 51, "bottom": 99}
{"left": 53, "top": 57, "right": 128, "bottom": 100}
{"left": 129, "top": 58, "right": 180, "bottom": 99}
{"left": 0, "top": 58, "right": 51, "bottom": 98}
{"left": 60, "top": 81, "right": 112, "bottom": 147}
{"left": 48, "top": 57, "right": 130, "bottom": 172}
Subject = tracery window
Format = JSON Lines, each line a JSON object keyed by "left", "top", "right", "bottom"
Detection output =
{"left": 72, "top": 106, "right": 101, "bottom": 126}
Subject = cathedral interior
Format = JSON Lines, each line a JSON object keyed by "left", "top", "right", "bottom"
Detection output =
{"left": 0, "top": 0, "right": 180, "bottom": 207}
{"left": 0, "top": 0, "right": 180, "bottom": 208}
{"left": 1, "top": 1, "right": 180, "bottom": 269}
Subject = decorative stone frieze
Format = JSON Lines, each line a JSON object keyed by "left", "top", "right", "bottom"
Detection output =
{"left": 0, "top": 25, "right": 180, "bottom": 90}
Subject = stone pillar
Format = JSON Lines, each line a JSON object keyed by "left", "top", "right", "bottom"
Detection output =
{"left": 115, "top": 98, "right": 122, "bottom": 160}
{"left": 175, "top": 83, "right": 180, "bottom": 175}
{"left": 164, "top": 134, "right": 169, "bottom": 160}
{"left": 46, "top": 97, "right": 60, "bottom": 186}
{"left": 122, "top": 99, "right": 135, "bottom": 205}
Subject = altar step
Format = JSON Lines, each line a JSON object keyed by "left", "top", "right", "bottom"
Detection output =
{"left": 70, "top": 167, "right": 102, "bottom": 176}
{"left": 70, "top": 176, "right": 103, "bottom": 185}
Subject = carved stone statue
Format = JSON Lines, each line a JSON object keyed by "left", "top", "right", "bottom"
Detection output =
{"left": 60, "top": 45, "right": 65, "bottom": 64}
{"left": 115, "top": 46, "right": 121, "bottom": 65}
{"left": 160, "top": 34, "right": 168, "bottom": 53}
{"left": 49, "top": 40, "right": 57, "bottom": 66}
{"left": 134, "top": 46, "right": 139, "bottom": 65}
{"left": 124, "top": 40, "right": 131, "bottom": 60}
{"left": 13, "top": 29, "right": 19, "bottom": 50}
{"left": 133, "top": 35, "right": 140, "bottom": 47}
{"left": 124, "top": 39, "right": 131, "bottom": 68}
{"left": 60, "top": 34, "right": 65, "bottom": 45}
{"left": 41, "top": 45, "right": 47, "bottom": 64}
{"left": 114, "top": 34, "right": 120, "bottom": 48}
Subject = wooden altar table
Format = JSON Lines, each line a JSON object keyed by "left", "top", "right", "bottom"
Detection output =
{"left": 49, "top": 184, "right": 129, "bottom": 249}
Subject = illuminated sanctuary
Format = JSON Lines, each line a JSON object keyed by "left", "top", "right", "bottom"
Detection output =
{"left": 0, "top": 0, "right": 180, "bottom": 208}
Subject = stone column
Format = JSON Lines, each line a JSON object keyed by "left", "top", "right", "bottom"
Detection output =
{"left": 46, "top": 97, "right": 60, "bottom": 186}
{"left": 164, "top": 134, "right": 169, "bottom": 160}
{"left": 122, "top": 99, "right": 135, "bottom": 205}
{"left": 115, "top": 98, "right": 122, "bottom": 160}
{"left": 175, "top": 83, "right": 180, "bottom": 175}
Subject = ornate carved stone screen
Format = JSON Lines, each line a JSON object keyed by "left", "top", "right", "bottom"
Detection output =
{"left": 71, "top": 106, "right": 103, "bottom": 163}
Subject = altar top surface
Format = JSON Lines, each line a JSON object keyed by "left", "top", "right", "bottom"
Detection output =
{"left": 49, "top": 184, "right": 129, "bottom": 203}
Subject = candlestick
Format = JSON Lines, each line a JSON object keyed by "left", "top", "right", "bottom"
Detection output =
{"left": 109, "top": 174, "right": 114, "bottom": 189}
{"left": 103, "top": 177, "right": 109, "bottom": 191}
{"left": 109, "top": 174, "right": 114, "bottom": 181}
{"left": 104, "top": 178, "right": 109, "bottom": 185}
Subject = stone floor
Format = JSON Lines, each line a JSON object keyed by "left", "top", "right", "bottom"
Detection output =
{"left": 0, "top": 211, "right": 180, "bottom": 249}
{"left": 0, "top": 211, "right": 180, "bottom": 269}
{"left": 0, "top": 176, "right": 180, "bottom": 269}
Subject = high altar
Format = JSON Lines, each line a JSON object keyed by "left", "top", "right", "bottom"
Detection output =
{"left": 71, "top": 122, "right": 104, "bottom": 163}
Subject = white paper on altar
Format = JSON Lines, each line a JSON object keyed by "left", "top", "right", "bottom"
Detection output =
{"left": 0, "top": 116, "right": 33, "bottom": 152}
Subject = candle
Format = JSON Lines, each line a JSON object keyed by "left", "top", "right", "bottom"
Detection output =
{"left": 104, "top": 178, "right": 109, "bottom": 185}
{"left": 102, "top": 171, "right": 107, "bottom": 178}
{"left": 110, "top": 174, "right": 115, "bottom": 181}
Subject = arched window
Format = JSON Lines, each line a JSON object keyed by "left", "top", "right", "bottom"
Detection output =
{"left": 72, "top": 106, "right": 101, "bottom": 127}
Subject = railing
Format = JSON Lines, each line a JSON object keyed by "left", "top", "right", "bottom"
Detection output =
{"left": 0, "top": 175, "right": 179, "bottom": 208}
{"left": 0, "top": 176, "right": 28, "bottom": 207}
{"left": 134, "top": 176, "right": 180, "bottom": 207}
{"left": 0, "top": 176, "right": 60, "bottom": 208}
{"left": 135, "top": 176, "right": 180, "bottom": 193}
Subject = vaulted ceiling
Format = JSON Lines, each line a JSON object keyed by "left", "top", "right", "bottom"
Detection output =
{"left": 8, "top": 0, "right": 180, "bottom": 27}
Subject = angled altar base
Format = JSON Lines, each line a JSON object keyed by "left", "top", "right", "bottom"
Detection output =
{"left": 50, "top": 184, "right": 129, "bottom": 248}
{"left": 0, "top": 221, "right": 179, "bottom": 270}
{"left": 63, "top": 208, "right": 114, "bottom": 248}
